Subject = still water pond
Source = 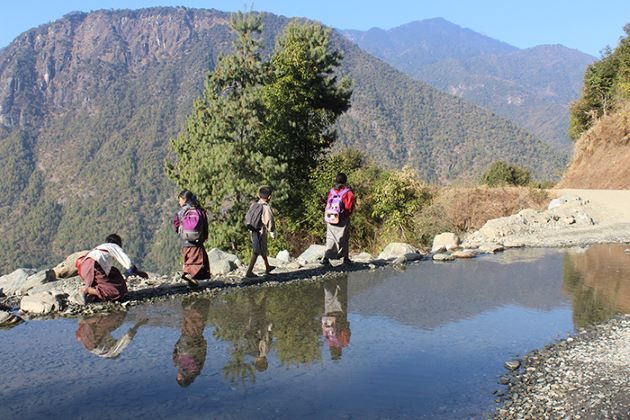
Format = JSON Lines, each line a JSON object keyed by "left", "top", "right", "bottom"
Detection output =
{"left": 1, "top": 244, "right": 629, "bottom": 419}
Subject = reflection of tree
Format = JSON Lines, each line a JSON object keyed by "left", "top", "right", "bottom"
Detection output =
{"left": 206, "top": 279, "right": 331, "bottom": 383}
{"left": 173, "top": 297, "right": 210, "bottom": 387}
{"left": 209, "top": 290, "right": 273, "bottom": 385}
{"left": 75, "top": 311, "right": 147, "bottom": 359}
{"left": 563, "top": 246, "right": 628, "bottom": 329}
{"left": 265, "top": 283, "right": 323, "bottom": 367}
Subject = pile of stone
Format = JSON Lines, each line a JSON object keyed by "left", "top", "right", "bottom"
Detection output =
{"left": 463, "top": 195, "right": 596, "bottom": 248}
{"left": 495, "top": 315, "right": 630, "bottom": 418}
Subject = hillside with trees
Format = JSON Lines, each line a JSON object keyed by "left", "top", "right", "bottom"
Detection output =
{"left": 342, "top": 18, "right": 596, "bottom": 151}
{"left": 0, "top": 8, "right": 565, "bottom": 273}
{"left": 558, "top": 25, "right": 630, "bottom": 189}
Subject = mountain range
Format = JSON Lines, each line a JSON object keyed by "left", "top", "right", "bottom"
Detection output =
{"left": 342, "top": 18, "right": 596, "bottom": 150}
{"left": 0, "top": 8, "right": 567, "bottom": 273}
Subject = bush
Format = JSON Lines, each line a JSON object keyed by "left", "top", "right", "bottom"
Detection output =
{"left": 481, "top": 161, "right": 531, "bottom": 187}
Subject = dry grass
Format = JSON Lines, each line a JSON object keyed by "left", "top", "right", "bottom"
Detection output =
{"left": 424, "top": 186, "right": 549, "bottom": 234}
{"left": 558, "top": 101, "right": 630, "bottom": 189}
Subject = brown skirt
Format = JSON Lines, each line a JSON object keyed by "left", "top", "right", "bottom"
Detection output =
{"left": 181, "top": 246, "right": 210, "bottom": 279}
{"left": 78, "top": 258, "right": 128, "bottom": 301}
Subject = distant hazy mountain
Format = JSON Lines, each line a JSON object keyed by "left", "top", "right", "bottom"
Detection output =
{"left": 342, "top": 18, "right": 596, "bottom": 150}
{"left": 0, "top": 8, "right": 565, "bottom": 273}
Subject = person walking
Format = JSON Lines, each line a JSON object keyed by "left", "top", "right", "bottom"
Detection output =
{"left": 173, "top": 190, "right": 210, "bottom": 286}
{"left": 321, "top": 173, "right": 356, "bottom": 266}
{"left": 245, "top": 186, "right": 276, "bottom": 278}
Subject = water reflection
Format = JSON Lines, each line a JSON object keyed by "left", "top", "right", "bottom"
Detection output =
{"left": 322, "top": 279, "right": 351, "bottom": 360}
{"left": 75, "top": 311, "right": 147, "bottom": 358}
{"left": 173, "top": 297, "right": 210, "bottom": 387}
{"left": 206, "top": 277, "right": 351, "bottom": 382}
{"left": 563, "top": 244, "right": 630, "bottom": 328}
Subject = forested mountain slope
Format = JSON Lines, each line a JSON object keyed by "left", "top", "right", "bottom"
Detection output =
{"left": 343, "top": 18, "right": 596, "bottom": 150}
{"left": 0, "top": 8, "right": 565, "bottom": 273}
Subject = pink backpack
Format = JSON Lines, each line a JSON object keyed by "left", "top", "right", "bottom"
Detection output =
{"left": 324, "top": 187, "right": 350, "bottom": 224}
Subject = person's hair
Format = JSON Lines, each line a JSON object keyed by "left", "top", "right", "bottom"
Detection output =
{"left": 258, "top": 186, "right": 272, "bottom": 199}
{"left": 335, "top": 172, "right": 347, "bottom": 186}
{"left": 254, "top": 356, "right": 269, "bottom": 372}
{"left": 105, "top": 233, "right": 122, "bottom": 247}
{"left": 176, "top": 372, "right": 197, "bottom": 388}
{"left": 178, "top": 189, "right": 201, "bottom": 208}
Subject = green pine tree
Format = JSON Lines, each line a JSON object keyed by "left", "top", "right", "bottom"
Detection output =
{"left": 166, "top": 12, "right": 288, "bottom": 253}
{"left": 260, "top": 21, "right": 352, "bottom": 219}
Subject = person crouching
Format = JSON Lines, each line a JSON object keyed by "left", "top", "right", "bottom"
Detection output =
{"left": 77, "top": 233, "right": 148, "bottom": 302}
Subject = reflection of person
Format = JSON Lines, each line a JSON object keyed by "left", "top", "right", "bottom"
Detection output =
{"left": 77, "top": 234, "right": 148, "bottom": 302}
{"left": 252, "top": 322, "right": 273, "bottom": 372}
{"left": 75, "top": 311, "right": 147, "bottom": 358}
{"left": 321, "top": 279, "right": 351, "bottom": 360}
{"left": 173, "top": 298, "right": 210, "bottom": 387}
{"left": 173, "top": 190, "right": 210, "bottom": 286}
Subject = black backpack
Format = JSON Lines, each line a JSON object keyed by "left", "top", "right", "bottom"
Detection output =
{"left": 245, "top": 202, "right": 264, "bottom": 232}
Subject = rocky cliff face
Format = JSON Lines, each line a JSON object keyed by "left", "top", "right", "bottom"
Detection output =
{"left": 0, "top": 8, "right": 231, "bottom": 131}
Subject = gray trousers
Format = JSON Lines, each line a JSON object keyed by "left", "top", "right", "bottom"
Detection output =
{"left": 324, "top": 217, "right": 350, "bottom": 260}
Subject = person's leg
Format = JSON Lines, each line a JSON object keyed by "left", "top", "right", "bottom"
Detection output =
{"left": 246, "top": 253, "right": 259, "bottom": 277}
{"left": 321, "top": 224, "right": 336, "bottom": 265}
{"left": 261, "top": 255, "right": 275, "bottom": 274}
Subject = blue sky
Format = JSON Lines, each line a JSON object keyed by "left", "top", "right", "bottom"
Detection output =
{"left": 1, "top": 0, "right": 628, "bottom": 56}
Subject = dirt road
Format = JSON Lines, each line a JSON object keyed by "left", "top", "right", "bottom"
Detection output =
{"left": 553, "top": 189, "right": 630, "bottom": 225}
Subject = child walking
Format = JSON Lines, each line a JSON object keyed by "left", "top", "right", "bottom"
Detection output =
{"left": 245, "top": 186, "right": 276, "bottom": 278}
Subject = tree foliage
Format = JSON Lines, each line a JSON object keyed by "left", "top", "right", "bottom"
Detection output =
{"left": 481, "top": 161, "right": 531, "bottom": 187}
{"left": 260, "top": 21, "right": 352, "bottom": 218}
{"left": 166, "top": 12, "right": 289, "bottom": 253}
{"left": 166, "top": 14, "right": 351, "bottom": 254}
{"left": 569, "top": 24, "right": 630, "bottom": 140}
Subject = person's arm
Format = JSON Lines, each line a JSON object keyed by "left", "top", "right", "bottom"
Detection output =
{"left": 104, "top": 244, "right": 148, "bottom": 278}
{"left": 173, "top": 210, "right": 181, "bottom": 233}
{"left": 343, "top": 190, "right": 356, "bottom": 214}
{"left": 262, "top": 204, "right": 275, "bottom": 237}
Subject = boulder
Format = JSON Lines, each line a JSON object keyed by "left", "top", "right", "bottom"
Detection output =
{"left": 0, "top": 310, "right": 23, "bottom": 328}
{"left": 431, "top": 232, "right": 460, "bottom": 253}
{"left": 275, "top": 250, "right": 291, "bottom": 264}
{"left": 433, "top": 253, "right": 455, "bottom": 262}
{"left": 297, "top": 244, "right": 327, "bottom": 266}
{"left": 255, "top": 257, "right": 281, "bottom": 270}
{"left": 0, "top": 269, "right": 55, "bottom": 296}
{"left": 0, "top": 268, "right": 37, "bottom": 296}
{"left": 547, "top": 198, "right": 564, "bottom": 210}
{"left": 352, "top": 252, "right": 374, "bottom": 263}
{"left": 20, "top": 292, "right": 63, "bottom": 315}
{"left": 479, "top": 243, "right": 505, "bottom": 254}
{"left": 52, "top": 250, "right": 89, "bottom": 278}
{"left": 207, "top": 248, "right": 242, "bottom": 275}
{"left": 27, "top": 276, "right": 82, "bottom": 297}
{"left": 452, "top": 250, "right": 477, "bottom": 259}
{"left": 210, "top": 259, "right": 232, "bottom": 276}
{"left": 378, "top": 243, "right": 420, "bottom": 260}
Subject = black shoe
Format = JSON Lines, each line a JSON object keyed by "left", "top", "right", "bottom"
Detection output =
{"left": 265, "top": 265, "right": 276, "bottom": 274}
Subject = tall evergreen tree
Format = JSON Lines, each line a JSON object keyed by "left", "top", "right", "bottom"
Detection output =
{"left": 260, "top": 21, "right": 352, "bottom": 219}
{"left": 166, "top": 12, "right": 288, "bottom": 252}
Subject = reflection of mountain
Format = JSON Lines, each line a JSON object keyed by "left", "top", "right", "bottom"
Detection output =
{"left": 563, "top": 244, "right": 630, "bottom": 328}
{"left": 347, "top": 251, "right": 568, "bottom": 330}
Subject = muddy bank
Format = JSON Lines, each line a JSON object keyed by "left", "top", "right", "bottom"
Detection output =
{"left": 496, "top": 314, "right": 630, "bottom": 418}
